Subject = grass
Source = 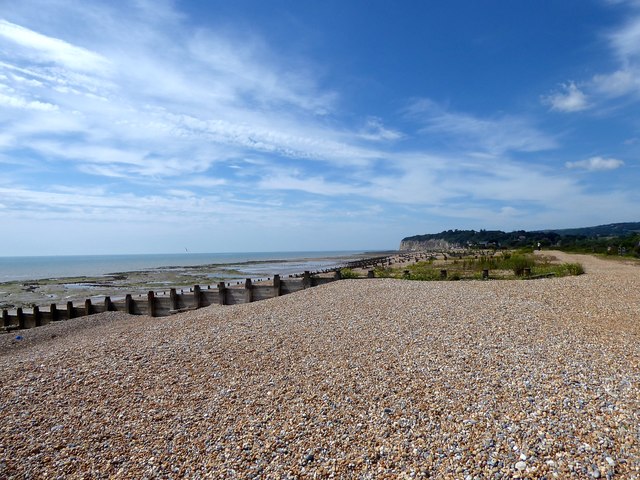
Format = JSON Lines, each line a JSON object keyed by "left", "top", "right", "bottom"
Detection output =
{"left": 379, "top": 252, "right": 585, "bottom": 281}
{"left": 340, "top": 268, "right": 361, "bottom": 279}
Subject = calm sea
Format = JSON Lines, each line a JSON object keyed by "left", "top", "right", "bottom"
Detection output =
{"left": 0, "top": 251, "right": 372, "bottom": 282}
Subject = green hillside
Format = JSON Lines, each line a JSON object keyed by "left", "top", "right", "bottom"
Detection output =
{"left": 401, "top": 222, "right": 640, "bottom": 257}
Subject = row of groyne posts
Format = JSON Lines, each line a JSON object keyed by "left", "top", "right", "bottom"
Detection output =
{"left": 2, "top": 255, "right": 401, "bottom": 333}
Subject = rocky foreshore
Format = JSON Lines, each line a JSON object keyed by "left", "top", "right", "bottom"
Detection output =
{"left": 0, "top": 252, "right": 638, "bottom": 478}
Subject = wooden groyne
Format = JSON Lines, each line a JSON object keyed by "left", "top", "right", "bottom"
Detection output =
{"left": 1, "top": 271, "right": 340, "bottom": 332}
{"left": 1, "top": 254, "right": 398, "bottom": 333}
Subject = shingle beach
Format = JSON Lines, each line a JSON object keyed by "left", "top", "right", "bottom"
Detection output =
{"left": 1, "top": 252, "right": 638, "bottom": 479}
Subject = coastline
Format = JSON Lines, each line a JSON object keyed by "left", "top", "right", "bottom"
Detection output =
{"left": 0, "top": 251, "right": 396, "bottom": 311}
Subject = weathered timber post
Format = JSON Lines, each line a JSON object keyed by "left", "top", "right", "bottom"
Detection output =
{"left": 67, "top": 301, "right": 74, "bottom": 320}
{"left": 147, "top": 291, "right": 156, "bottom": 317}
{"left": 244, "top": 279, "right": 253, "bottom": 303}
{"left": 303, "top": 271, "right": 311, "bottom": 289}
{"left": 125, "top": 294, "right": 133, "bottom": 314}
{"left": 104, "top": 296, "right": 113, "bottom": 312}
{"left": 217, "top": 282, "right": 227, "bottom": 305}
{"left": 334, "top": 269, "right": 342, "bottom": 280}
{"left": 169, "top": 288, "right": 178, "bottom": 311}
{"left": 482, "top": 269, "right": 489, "bottom": 280}
{"left": 273, "top": 274, "right": 281, "bottom": 297}
{"left": 3, "top": 309, "right": 10, "bottom": 328}
{"left": 440, "top": 269, "right": 447, "bottom": 279}
{"left": 368, "top": 270, "right": 375, "bottom": 278}
{"left": 34, "top": 306, "right": 42, "bottom": 327}
{"left": 193, "top": 285, "right": 202, "bottom": 309}
{"left": 17, "top": 308, "right": 25, "bottom": 329}
{"left": 523, "top": 268, "right": 531, "bottom": 277}
{"left": 50, "top": 304, "right": 59, "bottom": 321}
{"left": 85, "top": 299, "right": 92, "bottom": 316}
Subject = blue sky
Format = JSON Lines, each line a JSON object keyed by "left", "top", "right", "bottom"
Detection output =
{"left": 0, "top": 0, "right": 639, "bottom": 255}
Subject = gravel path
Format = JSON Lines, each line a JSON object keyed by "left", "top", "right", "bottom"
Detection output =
{"left": 1, "top": 252, "right": 638, "bottom": 478}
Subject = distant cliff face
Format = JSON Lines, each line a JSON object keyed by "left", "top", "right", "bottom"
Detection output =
{"left": 399, "top": 239, "right": 451, "bottom": 251}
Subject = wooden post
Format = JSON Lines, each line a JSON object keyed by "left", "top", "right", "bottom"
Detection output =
{"left": 2, "top": 309, "right": 10, "bottom": 328}
{"left": 147, "top": 291, "right": 156, "bottom": 317}
{"left": 482, "top": 269, "right": 489, "bottom": 279}
{"left": 244, "top": 279, "right": 253, "bottom": 303}
{"left": 440, "top": 269, "right": 447, "bottom": 279}
{"left": 85, "top": 299, "right": 92, "bottom": 316}
{"left": 303, "top": 271, "right": 311, "bottom": 289}
{"left": 170, "top": 288, "right": 178, "bottom": 311}
{"left": 368, "top": 270, "right": 375, "bottom": 278}
{"left": 104, "top": 296, "right": 113, "bottom": 312}
{"left": 217, "top": 282, "right": 227, "bottom": 305}
{"left": 17, "top": 307, "right": 25, "bottom": 329}
{"left": 125, "top": 294, "right": 133, "bottom": 314}
{"left": 193, "top": 285, "right": 202, "bottom": 309}
{"left": 334, "top": 270, "right": 342, "bottom": 280}
{"left": 34, "top": 306, "right": 42, "bottom": 327}
{"left": 273, "top": 274, "right": 281, "bottom": 297}
{"left": 50, "top": 304, "right": 59, "bottom": 322}
{"left": 67, "top": 301, "right": 74, "bottom": 320}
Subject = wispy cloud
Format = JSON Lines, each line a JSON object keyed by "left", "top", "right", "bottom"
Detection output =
{"left": 608, "top": 12, "right": 640, "bottom": 62}
{"left": 0, "top": 19, "right": 110, "bottom": 73}
{"left": 565, "top": 156, "right": 625, "bottom": 171}
{"left": 357, "top": 117, "right": 403, "bottom": 141}
{"left": 407, "top": 99, "right": 557, "bottom": 154}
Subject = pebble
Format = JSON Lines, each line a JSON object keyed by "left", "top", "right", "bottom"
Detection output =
{"left": 0, "top": 252, "right": 638, "bottom": 478}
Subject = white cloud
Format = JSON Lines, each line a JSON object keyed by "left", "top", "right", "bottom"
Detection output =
{"left": 592, "top": 68, "right": 640, "bottom": 97}
{"left": 609, "top": 14, "right": 640, "bottom": 61}
{"left": 358, "top": 117, "right": 403, "bottom": 141}
{"left": 565, "top": 156, "right": 625, "bottom": 171}
{"left": 408, "top": 98, "right": 557, "bottom": 154}
{"left": 546, "top": 7, "right": 640, "bottom": 107}
{"left": 543, "top": 82, "right": 589, "bottom": 112}
{"left": 180, "top": 177, "right": 227, "bottom": 188}
{"left": 258, "top": 174, "right": 363, "bottom": 197}
{"left": 0, "top": 19, "right": 110, "bottom": 73}
{"left": 591, "top": 6, "right": 640, "bottom": 98}
{"left": 0, "top": 92, "right": 58, "bottom": 111}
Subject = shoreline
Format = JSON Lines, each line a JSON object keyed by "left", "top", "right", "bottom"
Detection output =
{"left": 0, "top": 251, "right": 397, "bottom": 312}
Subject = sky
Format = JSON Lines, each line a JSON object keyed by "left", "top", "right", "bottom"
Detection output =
{"left": 0, "top": 0, "right": 639, "bottom": 256}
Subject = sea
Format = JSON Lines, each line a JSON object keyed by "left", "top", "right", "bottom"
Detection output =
{"left": 0, "top": 251, "right": 378, "bottom": 283}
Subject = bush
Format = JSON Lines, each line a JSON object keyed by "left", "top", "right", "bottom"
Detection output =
{"left": 409, "top": 270, "right": 441, "bottom": 281}
{"left": 373, "top": 267, "right": 393, "bottom": 278}
{"left": 561, "top": 263, "right": 585, "bottom": 276}
{"left": 340, "top": 268, "right": 360, "bottom": 279}
{"left": 505, "top": 255, "right": 535, "bottom": 276}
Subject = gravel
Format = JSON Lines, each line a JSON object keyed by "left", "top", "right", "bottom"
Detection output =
{"left": 1, "top": 252, "right": 638, "bottom": 478}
